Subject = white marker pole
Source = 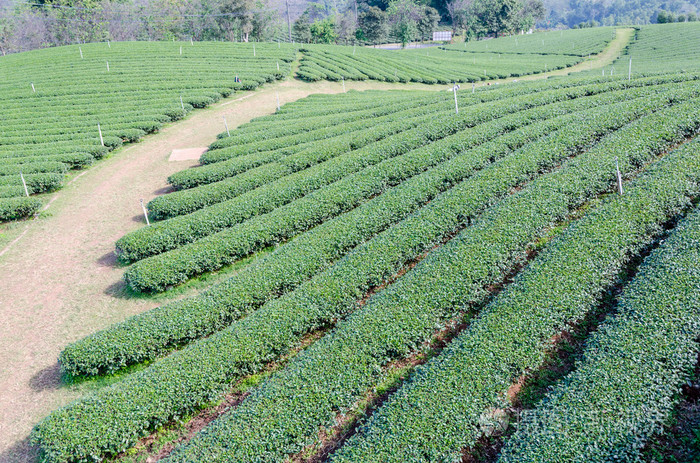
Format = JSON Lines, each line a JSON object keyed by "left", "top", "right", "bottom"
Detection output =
{"left": 190, "top": 37, "right": 194, "bottom": 45}
{"left": 180, "top": 46, "right": 182, "bottom": 55}
{"left": 31, "top": 82, "right": 35, "bottom": 93}
{"left": 98, "top": 123, "right": 104, "bottom": 146}
{"left": 223, "top": 117, "right": 231, "bottom": 137}
{"left": 628, "top": 58, "right": 632, "bottom": 81}
{"left": 107, "top": 40, "right": 111, "bottom": 48}
{"left": 616, "top": 157, "right": 623, "bottom": 195}
{"left": 472, "top": 82, "right": 475, "bottom": 93}
{"left": 180, "top": 96, "right": 184, "bottom": 111}
{"left": 253, "top": 44, "right": 256, "bottom": 57}
{"left": 453, "top": 83, "right": 458, "bottom": 115}
{"left": 276, "top": 92, "right": 280, "bottom": 111}
{"left": 79, "top": 46, "right": 83, "bottom": 59}
{"left": 277, "top": 61, "right": 279, "bottom": 71}
{"left": 20, "top": 171, "right": 29, "bottom": 197}
{"left": 106, "top": 60, "right": 109, "bottom": 72}
{"left": 140, "top": 199, "right": 150, "bottom": 225}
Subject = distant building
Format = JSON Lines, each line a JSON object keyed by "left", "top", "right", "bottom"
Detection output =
{"left": 433, "top": 31, "right": 452, "bottom": 42}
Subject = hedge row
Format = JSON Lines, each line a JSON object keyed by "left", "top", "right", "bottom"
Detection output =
{"left": 207, "top": 94, "right": 429, "bottom": 146}
{"left": 0, "top": 172, "right": 63, "bottom": 189}
{"left": 163, "top": 96, "right": 700, "bottom": 463}
{"left": 32, "top": 98, "right": 585, "bottom": 463}
{"left": 34, "top": 89, "right": 698, "bottom": 463}
{"left": 0, "top": 197, "right": 43, "bottom": 222}
{"left": 62, "top": 88, "right": 615, "bottom": 376}
{"left": 498, "top": 181, "right": 700, "bottom": 462}
{"left": 122, "top": 84, "right": 649, "bottom": 290}
{"left": 331, "top": 131, "right": 700, "bottom": 463}
{"left": 149, "top": 98, "right": 459, "bottom": 218}
{"left": 121, "top": 82, "right": 695, "bottom": 291}
{"left": 0, "top": 41, "right": 296, "bottom": 222}
{"left": 116, "top": 82, "right": 591, "bottom": 265}
{"left": 167, "top": 84, "right": 570, "bottom": 190}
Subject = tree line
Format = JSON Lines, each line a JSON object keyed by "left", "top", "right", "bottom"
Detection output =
{"left": 0, "top": 0, "right": 697, "bottom": 54}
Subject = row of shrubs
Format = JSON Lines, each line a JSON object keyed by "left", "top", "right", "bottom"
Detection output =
{"left": 33, "top": 81, "right": 695, "bottom": 463}
{"left": 167, "top": 94, "right": 700, "bottom": 463}
{"left": 119, "top": 81, "right": 627, "bottom": 289}
{"left": 63, "top": 85, "right": 617, "bottom": 376}
{"left": 499, "top": 167, "right": 700, "bottom": 461}
{"left": 332, "top": 117, "right": 700, "bottom": 463}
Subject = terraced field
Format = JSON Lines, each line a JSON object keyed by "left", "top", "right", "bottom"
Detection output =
{"left": 607, "top": 22, "right": 700, "bottom": 76}
{"left": 0, "top": 42, "right": 295, "bottom": 221}
{"left": 298, "top": 27, "right": 615, "bottom": 83}
{"left": 27, "top": 70, "right": 700, "bottom": 462}
{"left": 4, "top": 21, "right": 700, "bottom": 463}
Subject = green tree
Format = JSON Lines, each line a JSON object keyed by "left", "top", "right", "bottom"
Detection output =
{"left": 516, "top": 0, "right": 545, "bottom": 31}
{"left": 217, "top": 0, "right": 254, "bottom": 41}
{"left": 387, "top": 0, "right": 420, "bottom": 46}
{"left": 310, "top": 18, "right": 338, "bottom": 43}
{"left": 656, "top": 10, "right": 674, "bottom": 23}
{"left": 358, "top": 6, "right": 387, "bottom": 44}
{"left": 417, "top": 6, "right": 440, "bottom": 41}
{"left": 293, "top": 12, "right": 312, "bottom": 42}
{"left": 473, "top": 0, "right": 520, "bottom": 36}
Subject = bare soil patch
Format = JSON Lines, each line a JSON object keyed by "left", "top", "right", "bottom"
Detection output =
{"left": 168, "top": 148, "right": 208, "bottom": 162}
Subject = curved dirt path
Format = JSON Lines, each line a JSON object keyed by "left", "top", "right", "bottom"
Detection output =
{"left": 0, "top": 29, "right": 632, "bottom": 462}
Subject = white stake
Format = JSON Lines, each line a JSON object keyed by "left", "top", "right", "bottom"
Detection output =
{"left": 190, "top": 37, "right": 194, "bottom": 45}
{"left": 628, "top": 58, "right": 632, "bottom": 81}
{"left": 140, "top": 199, "right": 150, "bottom": 225}
{"left": 107, "top": 40, "right": 110, "bottom": 48}
{"left": 452, "top": 83, "right": 459, "bottom": 115}
{"left": 98, "top": 123, "right": 104, "bottom": 146}
{"left": 615, "top": 157, "right": 623, "bottom": 195}
{"left": 180, "top": 46, "right": 182, "bottom": 55}
{"left": 277, "top": 61, "right": 279, "bottom": 71}
{"left": 276, "top": 92, "right": 280, "bottom": 111}
{"left": 180, "top": 96, "right": 184, "bottom": 111}
{"left": 79, "top": 46, "right": 83, "bottom": 59}
{"left": 472, "top": 82, "right": 475, "bottom": 93}
{"left": 106, "top": 60, "right": 109, "bottom": 72}
{"left": 253, "top": 44, "right": 256, "bottom": 56}
{"left": 223, "top": 117, "right": 231, "bottom": 137}
{"left": 20, "top": 171, "right": 29, "bottom": 197}
{"left": 31, "top": 82, "right": 35, "bottom": 93}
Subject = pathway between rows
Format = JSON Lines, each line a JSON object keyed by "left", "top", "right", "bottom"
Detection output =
{"left": 0, "top": 29, "right": 631, "bottom": 462}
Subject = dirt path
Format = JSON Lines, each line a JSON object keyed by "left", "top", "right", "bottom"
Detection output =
{"left": 0, "top": 29, "right": 632, "bottom": 462}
